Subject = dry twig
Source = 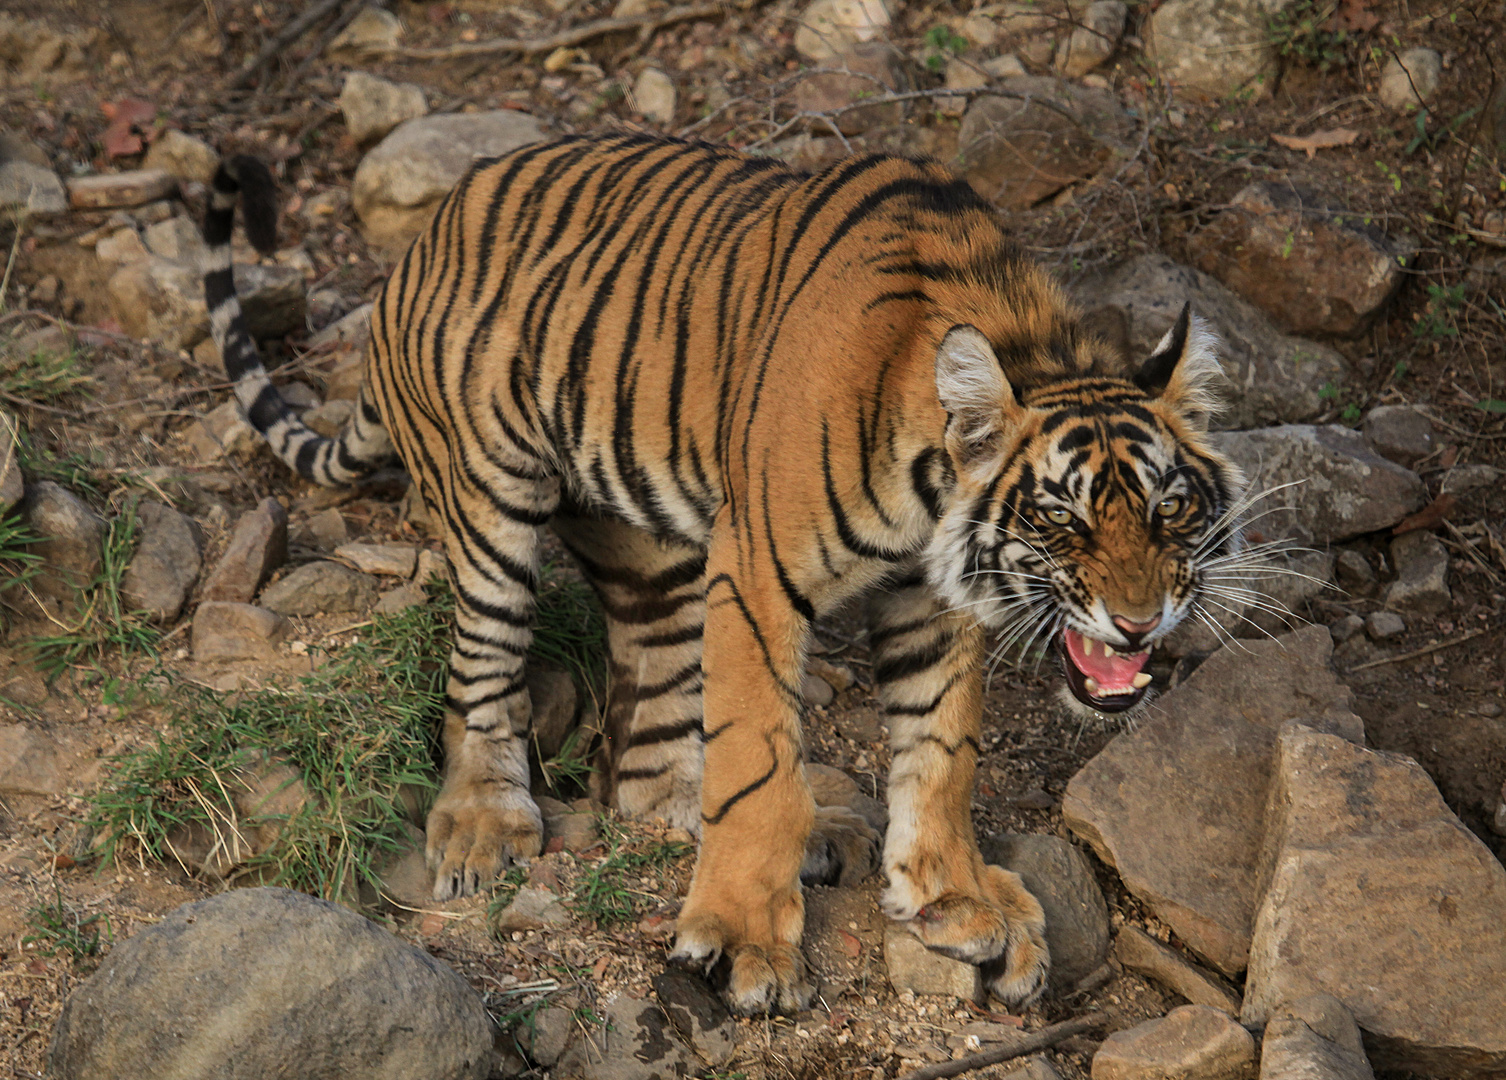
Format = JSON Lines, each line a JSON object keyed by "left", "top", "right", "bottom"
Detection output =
{"left": 376, "top": 1, "right": 728, "bottom": 60}
{"left": 896, "top": 1012, "right": 1106, "bottom": 1080}
{"left": 1346, "top": 622, "right": 1500, "bottom": 672}
{"left": 225, "top": 0, "right": 349, "bottom": 91}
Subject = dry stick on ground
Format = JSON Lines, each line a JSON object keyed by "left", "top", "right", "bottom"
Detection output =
{"left": 374, "top": 1, "right": 728, "bottom": 60}
{"left": 277, "top": 0, "right": 379, "bottom": 96}
{"left": 225, "top": 0, "right": 348, "bottom": 91}
{"left": 1346, "top": 622, "right": 1501, "bottom": 673}
{"left": 896, "top": 1012, "right": 1107, "bottom": 1080}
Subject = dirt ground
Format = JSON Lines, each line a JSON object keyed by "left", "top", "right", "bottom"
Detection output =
{"left": 0, "top": 0, "right": 1504, "bottom": 1077}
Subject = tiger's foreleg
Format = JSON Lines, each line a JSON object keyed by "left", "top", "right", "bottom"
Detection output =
{"left": 868, "top": 577, "right": 1050, "bottom": 1008}
{"left": 425, "top": 467, "right": 558, "bottom": 900}
{"left": 669, "top": 530, "right": 816, "bottom": 1015}
{"left": 550, "top": 513, "right": 706, "bottom": 832}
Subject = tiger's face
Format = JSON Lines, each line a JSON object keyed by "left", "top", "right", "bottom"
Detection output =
{"left": 925, "top": 308, "right": 1245, "bottom": 714}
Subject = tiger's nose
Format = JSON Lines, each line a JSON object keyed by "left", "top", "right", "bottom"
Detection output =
{"left": 1111, "top": 614, "right": 1162, "bottom": 650}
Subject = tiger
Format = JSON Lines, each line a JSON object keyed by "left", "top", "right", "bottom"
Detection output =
{"left": 200, "top": 131, "right": 1245, "bottom": 1016}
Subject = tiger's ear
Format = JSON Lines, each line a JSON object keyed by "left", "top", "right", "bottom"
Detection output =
{"left": 935, "top": 325, "right": 1019, "bottom": 474}
{"left": 1133, "top": 303, "right": 1225, "bottom": 430}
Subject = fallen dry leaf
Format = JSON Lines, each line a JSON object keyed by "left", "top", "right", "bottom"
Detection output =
{"left": 101, "top": 97, "right": 155, "bottom": 158}
{"left": 837, "top": 930, "right": 862, "bottom": 958}
{"left": 1271, "top": 127, "right": 1360, "bottom": 158}
{"left": 1393, "top": 493, "right": 1457, "bottom": 535}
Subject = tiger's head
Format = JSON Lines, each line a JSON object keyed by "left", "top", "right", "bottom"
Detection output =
{"left": 924, "top": 305, "right": 1246, "bottom": 715}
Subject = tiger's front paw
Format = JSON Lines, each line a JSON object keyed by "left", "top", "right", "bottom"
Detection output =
{"left": 800, "top": 804, "right": 881, "bottom": 887}
{"left": 425, "top": 781, "right": 543, "bottom": 900}
{"left": 670, "top": 906, "right": 813, "bottom": 1016}
{"left": 887, "top": 864, "right": 1049, "bottom": 1009}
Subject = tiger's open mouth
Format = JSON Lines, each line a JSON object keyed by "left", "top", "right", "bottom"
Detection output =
{"left": 1059, "top": 628, "right": 1153, "bottom": 713}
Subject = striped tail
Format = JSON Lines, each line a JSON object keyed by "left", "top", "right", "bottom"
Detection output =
{"left": 203, "top": 155, "right": 392, "bottom": 488}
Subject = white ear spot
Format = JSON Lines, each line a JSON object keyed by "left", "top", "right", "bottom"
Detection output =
{"left": 935, "top": 325, "right": 1013, "bottom": 468}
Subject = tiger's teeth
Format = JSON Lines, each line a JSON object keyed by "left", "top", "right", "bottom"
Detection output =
{"left": 1083, "top": 676, "right": 1101, "bottom": 696}
{"left": 1104, "top": 644, "right": 1119, "bottom": 658}
{"left": 1132, "top": 672, "right": 1153, "bottom": 689}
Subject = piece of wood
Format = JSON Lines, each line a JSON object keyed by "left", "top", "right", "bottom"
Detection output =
{"left": 896, "top": 1012, "right": 1106, "bottom": 1080}
{"left": 1346, "top": 623, "right": 1499, "bottom": 672}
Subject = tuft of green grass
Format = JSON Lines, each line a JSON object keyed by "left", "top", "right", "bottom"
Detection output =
{"left": 14, "top": 428, "right": 107, "bottom": 500}
{"left": 539, "top": 724, "right": 594, "bottom": 795}
{"left": 1412, "top": 282, "right": 1465, "bottom": 340}
{"left": 0, "top": 506, "right": 40, "bottom": 606}
{"left": 29, "top": 498, "right": 159, "bottom": 682}
{"left": 531, "top": 561, "right": 606, "bottom": 697}
{"left": 86, "top": 581, "right": 455, "bottom": 904}
{"left": 23, "top": 880, "right": 112, "bottom": 960}
{"left": 0, "top": 340, "right": 93, "bottom": 404}
{"left": 566, "top": 816, "right": 691, "bottom": 929}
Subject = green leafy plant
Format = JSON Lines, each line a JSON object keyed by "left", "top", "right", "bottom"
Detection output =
{"left": 1267, "top": 0, "right": 1350, "bottom": 71}
{"left": 86, "top": 584, "right": 456, "bottom": 903}
{"left": 1412, "top": 283, "right": 1465, "bottom": 340}
{"left": 0, "top": 507, "right": 40, "bottom": 609}
{"left": 566, "top": 817, "right": 691, "bottom": 928}
{"left": 23, "top": 880, "right": 112, "bottom": 960}
{"left": 923, "top": 25, "right": 968, "bottom": 71}
{"left": 1474, "top": 399, "right": 1506, "bottom": 415}
{"left": 531, "top": 562, "right": 607, "bottom": 697}
{"left": 30, "top": 499, "right": 159, "bottom": 682}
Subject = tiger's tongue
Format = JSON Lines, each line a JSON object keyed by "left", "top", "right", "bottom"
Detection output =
{"left": 1063, "top": 628, "right": 1150, "bottom": 689}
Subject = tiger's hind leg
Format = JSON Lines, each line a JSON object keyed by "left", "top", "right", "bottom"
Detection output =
{"left": 868, "top": 574, "right": 1049, "bottom": 1008}
{"left": 550, "top": 512, "right": 706, "bottom": 833}
{"left": 423, "top": 458, "right": 561, "bottom": 900}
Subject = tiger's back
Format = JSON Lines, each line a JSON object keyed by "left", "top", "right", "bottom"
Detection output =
{"left": 203, "top": 131, "right": 1245, "bottom": 1016}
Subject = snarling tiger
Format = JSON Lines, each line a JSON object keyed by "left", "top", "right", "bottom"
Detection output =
{"left": 202, "top": 131, "right": 1245, "bottom": 1015}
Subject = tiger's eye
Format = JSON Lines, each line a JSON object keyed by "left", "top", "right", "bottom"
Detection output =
{"left": 1156, "top": 495, "right": 1184, "bottom": 518}
{"left": 1046, "top": 507, "right": 1073, "bottom": 526}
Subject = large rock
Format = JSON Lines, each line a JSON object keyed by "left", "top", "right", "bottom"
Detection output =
{"left": 1147, "top": 0, "right": 1295, "bottom": 96}
{"left": 1258, "top": 993, "right": 1375, "bottom": 1080}
{"left": 955, "top": 76, "right": 1131, "bottom": 209}
{"left": 107, "top": 256, "right": 306, "bottom": 351}
{"left": 1244, "top": 726, "right": 1506, "bottom": 1076}
{"left": 201, "top": 498, "right": 289, "bottom": 604}
{"left": 1188, "top": 184, "right": 1409, "bottom": 338}
{"left": 1209, "top": 426, "right": 1424, "bottom": 544}
{"left": 22, "top": 481, "right": 104, "bottom": 601}
{"left": 141, "top": 130, "right": 220, "bottom": 186}
{"left": 191, "top": 602, "right": 291, "bottom": 661}
{"left": 1072, "top": 255, "right": 1347, "bottom": 429}
{"left": 339, "top": 71, "right": 429, "bottom": 146}
{"left": 1092, "top": 1004, "right": 1257, "bottom": 1080}
{"left": 260, "top": 560, "right": 379, "bottom": 616}
{"left": 1361, "top": 404, "right": 1435, "bottom": 467}
{"left": 1055, "top": 1, "right": 1126, "bottom": 78}
{"left": 352, "top": 111, "right": 545, "bottom": 258}
{"left": 1063, "top": 626, "right": 1362, "bottom": 975}
{"left": 792, "top": 0, "right": 893, "bottom": 62}
{"left": 884, "top": 922, "right": 984, "bottom": 1002}
{"left": 1384, "top": 530, "right": 1450, "bottom": 615}
{"left": 980, "top": 833, "right": 1110, "bottom": 994}
{"left": 121, "top": 501, "right": 203, "bottom": 621}
{"left": 1379, "top": 48, "right": 1441, "bottom": 112}
{"left": 47, "top": 888, "right": 494, "bottom": 1080}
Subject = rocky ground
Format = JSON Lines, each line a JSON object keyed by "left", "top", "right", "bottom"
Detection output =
{"left": 0, "top": 0, "right": 1505, "bottom": 1078}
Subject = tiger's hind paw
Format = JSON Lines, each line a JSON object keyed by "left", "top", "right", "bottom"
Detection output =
{"left": 800, "top": 804, "right": 880, "bottom": 887}
{"left": 670, "top": 913, "right": 813, "bottom": 1016}
{"left": 425, "top": 784, "right": 543, "bottom": 900}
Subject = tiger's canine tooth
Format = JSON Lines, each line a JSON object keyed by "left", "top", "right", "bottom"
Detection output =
{"left": 1083, "top": 676, "right": 1101, "bottom": 696}
{"left": 1104, "top": 644, "right": 1119, "bottom": 658}
{"left": 1132, "top": 672, "right": 1152, "bottom": 689}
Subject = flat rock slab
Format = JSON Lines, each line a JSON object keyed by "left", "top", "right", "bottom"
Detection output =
{"left": 653, "top": 969, "right": 735, "bottom": 1067}
{"left": 1072, "top": 255, "right": 1347, "bottom": 431}
{"left": 1209, "top": 425, "right": 1424, "bottom": 544}
{"left": 260, "top": 560, "right": 379, "bottom": 615}
{"left": 980, "top": 833, "right": 1110, "bottom": 994}
{"left": 557, "top": 992, "right": 696, "bottom": 1079}
{"left": 1113, "top": 926, "right": 1241, "bottom": 1015}
{"left": 1244, "top": 726, "right": 1506, "bottom": 1077}
{"left": 47, "top": 887, "right": 493, "bottom": 1080}
{"left": 1063, "top": 626, "right": 1362, "bottom": 975}
{"left": 884, "top": 922, "right": 984, "bottom": 1002}
{"left": 1092, "top": 1004, "right": 1257, "bottom": 1080}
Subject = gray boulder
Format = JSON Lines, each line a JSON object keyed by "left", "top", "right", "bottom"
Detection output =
{"left": 980, "top": 832, "right": 1110, "bottom": 994}
{"left": 1092, "top": 1004, "right": 1258, "bottom": 1080}
{"left": 556, "top": 991, "right": 697, "bottom": 1079}
{"left": 1258, "top": 993, "right": 1375, "bottom": 1080}
{"left": 1147, "top": 0, "right": 1296, "bottom": 95}
{"left": 352, "top": 111, "right": 545, "bottom": 257}
{"left": 340, "top": 71, "right": 429, "bottom": 146}
{"left": 1384, "top": 530, "right": 1450, "bottom": 615}
{"left": 1072, "top": 255, "right": 1347, "bottom": 430}
{"left": 1210, "top": 426, "right": 1424, "bottom": 544}
{"left": 260, "top": 560, "right": 379, "bottom": 616}
{"left": 47, "top": 887, "right": 494, "bottom": 1080}
{"left": 121, "top": 501, "right": 203, "bottom": 621}
{"left": 201, "top": 498, "right": 289, "bottom": 604}
{"left": 22, "top": 481, "right": 104, "bottom": 602}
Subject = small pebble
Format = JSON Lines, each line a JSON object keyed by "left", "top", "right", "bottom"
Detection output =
{"left": 1329, "top": 614, "right": 1364, "bottom": 644}
{"left": 1479, "top": 701, "right": 1503, "bottom": 718}
{"left": 1365, "top": 611, "right": 1406, "bottom": 641}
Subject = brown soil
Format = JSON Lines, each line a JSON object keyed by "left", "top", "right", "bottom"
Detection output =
{"left": 1, "top": 0, "right": 1504, "bottom": 1078}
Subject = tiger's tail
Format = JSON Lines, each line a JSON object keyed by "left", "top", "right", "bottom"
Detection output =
{"left": 203, "top": 155, "right": 392, "bottom": 488}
